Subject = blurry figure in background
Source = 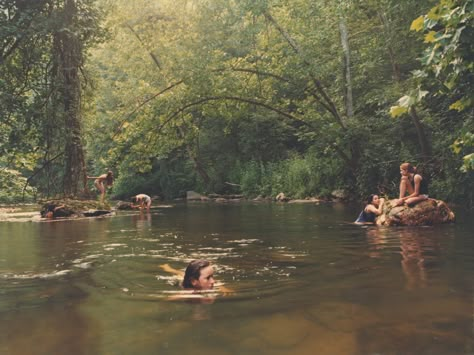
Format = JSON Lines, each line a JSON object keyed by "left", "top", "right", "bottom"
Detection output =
{"left": 44, "top": 204, "right": 66, "bottom": 219}
{"left": 131, "top": 194, "right": 152, "bottom": 212}
{"left": 355, "top": 194, "right": 385, "bottom": 224}
{"left": 87, "top": 171, "right": 114, "bottom": 203}
{"left": 393, "top": 162, "right": 428, "bottom": 207}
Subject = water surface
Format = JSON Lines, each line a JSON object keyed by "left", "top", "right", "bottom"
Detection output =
{"left": 0, "top": 202, "right": 472, "bottom": 354}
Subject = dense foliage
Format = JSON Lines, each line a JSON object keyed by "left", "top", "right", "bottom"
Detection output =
{"left": 1, "top": 0, "right": 472, "bottom": 206}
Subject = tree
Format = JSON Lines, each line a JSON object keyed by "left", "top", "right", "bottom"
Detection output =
{"left": 391, "top": 0, "right": 474, "bottom": 171}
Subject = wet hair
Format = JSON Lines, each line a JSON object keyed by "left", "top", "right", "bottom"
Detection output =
{"left": 400, "top": 163, "right": 416, "bottom": 174}
{"left": 367, "top": 194, "right": 376, "bottom": 204}
{"left": 182, "top": 259, "right": 210, "bottom": 289}
{"left": 106, "top": 171, "right": 114, "bottom": 186}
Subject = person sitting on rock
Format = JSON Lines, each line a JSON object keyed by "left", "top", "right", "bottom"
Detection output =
{"left": 131, "top": 194, "right": 152, "bottom": 212}
{"left": 355, "top": 194, "right": 385, "bottom": 224}
{"left": 393, "top": 163, "right": 428, "bottom": 207}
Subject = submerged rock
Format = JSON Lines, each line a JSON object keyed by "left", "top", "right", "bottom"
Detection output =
{"left": 376, "top": 199, "right": 455, "bottom": 226}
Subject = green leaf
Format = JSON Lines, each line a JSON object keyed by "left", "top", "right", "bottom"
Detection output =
{"left": 449, "top": 97, "right": 471, "bottom": 111}
{"left": 449, "top": 99, "right": 464, "bottom": 111}
{"left": 417, "top": 89, "right": 429, "bottom": 101}
{"left": 461, "top": 153, "right": 474, "bottom": 172}
{"left": 451, "top": 139, "right": 462, "bottom": 154}
{"left": 424, "top": 31, "right": 438, "bottom": 43}
{"left": 410, "top": 16, "right": 424, "bottom": 32}
{"left": 398, "top": 95, "right": 415, "bottom": 107}
{"left": 390, "top": 105, "right": 408, "bottom": 118}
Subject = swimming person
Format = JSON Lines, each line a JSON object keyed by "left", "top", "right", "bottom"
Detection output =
{"left": 131, "top": 194, "right": 152, "bottom": 212}
{"left": 160, "top": 260, "right": 232, "bottom": 295}
{"left": 355, "top": 194, "right": 385, "bottom": 224}
{"left": 87, "top": 171, "right": 114, "bottom": 203}
{"left": 393, "top": 162, "right": 428, "bottom": 207}
{"left": 182, "top": 259, "right": 215, "bottom": 291}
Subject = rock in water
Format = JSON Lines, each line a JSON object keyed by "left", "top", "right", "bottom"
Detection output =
{"left": 376, "top": 199, "right": 455, "bottom": 226}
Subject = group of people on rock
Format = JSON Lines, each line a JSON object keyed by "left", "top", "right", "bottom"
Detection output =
{"left": 355, "top": 162, "right": 429, "bottom": 224}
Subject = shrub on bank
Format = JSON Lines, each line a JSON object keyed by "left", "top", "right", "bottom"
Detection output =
{"left": 0, "top": 168, "right": 36, "bottom": 203}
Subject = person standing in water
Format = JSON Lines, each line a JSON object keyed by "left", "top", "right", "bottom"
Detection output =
{"left": 131, "top": 194, "right": 152, "bottom": 212}
{"left": 87, "top": 171, "right": 114, "bottom": 203}
{"left": 393, "top": 163, "right": 428, "bottom": 207}
{"left": 355, "top": 194, "right": 385, "bottom": 224}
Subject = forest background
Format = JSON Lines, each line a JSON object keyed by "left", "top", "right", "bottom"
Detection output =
{"left": 1, "top": 0, "right": 473, "bottom": 207}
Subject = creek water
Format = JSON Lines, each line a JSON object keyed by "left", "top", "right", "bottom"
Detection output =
{"left": 0, "top": 202, "right": 473, "bottom": 355}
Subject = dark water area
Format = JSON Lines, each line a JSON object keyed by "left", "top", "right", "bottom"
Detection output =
{"left": 0, "top": 202, "right": 473, "bottom": 355}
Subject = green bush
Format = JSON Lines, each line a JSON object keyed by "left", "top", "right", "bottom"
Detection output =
{"left": 0, "top": 168, "right": 36, "bottom": 203}
{"left": 236, "top": 152, "right": 345, "bottom": 199}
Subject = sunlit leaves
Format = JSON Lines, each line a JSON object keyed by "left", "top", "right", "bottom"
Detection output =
{"left": 390, "top": 105, "right": 408, "bottom": 118}
{"left": 449, "top": 97, "right": 471, "bottom": 111}
{"left": 424, "top": 30, "right": 437, "bottom": 42}
{"left": 410, "top": 16, "right": 425, "bottom": 31}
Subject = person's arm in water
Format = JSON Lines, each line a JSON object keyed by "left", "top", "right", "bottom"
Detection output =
{"left": 366, "top": 198, "right": 385, "bottom": 215}
{"left": 160, "top": 264, "right": 184, "bottom": 278}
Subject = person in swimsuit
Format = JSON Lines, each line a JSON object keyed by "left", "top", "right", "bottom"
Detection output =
{"left": 355, "top": 194, "right": 385, "bottom": 224}
{"left": 393, "top": 163, "right": 428, "bottom": 207}
{"left": 131, "top": 194, "right": 152, "bottom": 212}
{"left": 87, "top": 171, "right": 114, "bottom": 203}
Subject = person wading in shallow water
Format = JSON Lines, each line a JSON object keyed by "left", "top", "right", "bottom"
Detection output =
{"left": 87, "top": 171, "right": 114, "bottom": 203}
{"left": 131, "top": 194, "right": 152, "bottom": 212}
{"left": 355, "top": 194, "right": 385, "bottom": 224}
{"left": 393, "top": 163, "right": 428, "bottom": 207}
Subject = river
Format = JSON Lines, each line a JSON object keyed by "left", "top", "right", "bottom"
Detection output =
{"left": 0, "top": 202, "right": 472, "bottom": 354}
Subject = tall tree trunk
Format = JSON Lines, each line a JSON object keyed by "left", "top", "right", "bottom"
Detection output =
{"left": 56, "top": 0, "right": 87, "bottom": 195}
{"left": 378, "top": 11, "right": 401, "bottom": 82}
{"left": 177, "top": 126, "right": 211, "bottom": 186}
{"left": 378, "top": 11, "right": 431, "bottom": 162}
{"left": 339, "top": 19, "right": 353, "bottom": 118}
{"left": 409, "top": 107, "right": 432, "bottom": 162}
{"left": 263, "top": 10, "right": 360, "bottom": 174}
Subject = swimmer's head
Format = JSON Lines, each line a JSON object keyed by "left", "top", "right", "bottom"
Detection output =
{"left": 182, "top": 259, "right": 215, "bottom": 290}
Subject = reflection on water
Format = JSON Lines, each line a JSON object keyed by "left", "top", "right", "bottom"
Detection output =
{"left": 366, "top": 227, "right": 445, "bottom": 290}
{"left": 0, "top": 203, "right": 473, "bottom": 354}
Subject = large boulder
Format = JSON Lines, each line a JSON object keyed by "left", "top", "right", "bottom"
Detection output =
{"left": 376, "top": 198, "right": 455, "bottom": 226}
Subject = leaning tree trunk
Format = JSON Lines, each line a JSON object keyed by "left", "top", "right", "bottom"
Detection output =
{"left": 56, "top": 0, "right": 87, "bottom": 196}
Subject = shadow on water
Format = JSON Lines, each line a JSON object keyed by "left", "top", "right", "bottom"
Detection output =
{"left": 0, "top": 202, "right": 473, "bottom": 354}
